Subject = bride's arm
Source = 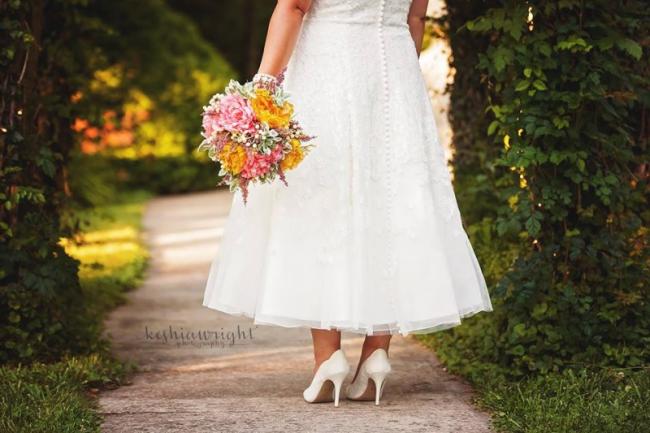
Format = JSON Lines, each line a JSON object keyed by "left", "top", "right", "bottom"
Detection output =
{"left": 407, "top": 0, "right": 429, "bottom": 56}
{"left": 257, "top": 0, "right": 312, "bottom": 77}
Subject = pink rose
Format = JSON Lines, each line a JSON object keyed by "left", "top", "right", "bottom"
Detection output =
{"left": 215, "top": 94, "right": 256, "bottom": 133}
{"left": 241, "top": 150, "right": 276, "bottom": 179}
{"left": 202, "top": 108, "right": 220, "bottom": 138}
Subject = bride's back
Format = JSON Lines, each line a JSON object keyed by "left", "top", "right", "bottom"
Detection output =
{"left": 306, "top": 0, "right": 413, "bottom": 27}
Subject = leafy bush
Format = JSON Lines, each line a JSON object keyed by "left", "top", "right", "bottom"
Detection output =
{"left": 0, "top": 0, "right": 101, "bottom": 363}
{"left": 427, "top": 0, "right": 649, "bottom": 377}
{"left": 0, "top": 190, "right": 147, "bottom": 431}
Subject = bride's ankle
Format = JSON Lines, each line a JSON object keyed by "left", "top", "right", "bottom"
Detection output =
{"left": 312, "top": 347, "right": 340, "bottom": 373}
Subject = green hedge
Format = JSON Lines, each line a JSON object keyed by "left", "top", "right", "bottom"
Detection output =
{"left": 427, "top": 0, "right": 649, "bottom": 378}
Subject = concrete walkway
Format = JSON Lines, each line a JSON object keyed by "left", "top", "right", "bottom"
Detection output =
{"left": 99, "top": 190, "right": 491, "bottom": 433}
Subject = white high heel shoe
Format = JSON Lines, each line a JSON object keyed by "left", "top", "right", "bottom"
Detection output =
{"left": 346, "top": 349, "right": 392, "bottom": 405}
{"left": 303, "top": 349, "right": 350, "bottom": 407}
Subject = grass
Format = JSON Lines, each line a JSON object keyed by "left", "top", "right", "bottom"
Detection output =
{"left": 0, "top": 190, "right": 151, "bottom": 433}
{"left": 418, "top": 333, "right": 650, "bottom": 433}
{"left": 0, "top": 355, "right": 129, "bottom": 433}
{"left": 476, "top": 368, "right": 650, "bottom": 433}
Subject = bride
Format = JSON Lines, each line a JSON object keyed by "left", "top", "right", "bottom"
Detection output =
{"left": 203, "top": 0, "right": 492, "bottom": 407}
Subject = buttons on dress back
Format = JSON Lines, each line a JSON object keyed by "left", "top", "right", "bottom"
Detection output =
{"left": 377, "top": 0, "right": 395, "bottom": 275}
{"left": 377, "top": 0, "right": 400, "bottom": 326}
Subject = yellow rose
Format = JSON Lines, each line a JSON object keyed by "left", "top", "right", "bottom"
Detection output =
{"left": 218, "top": 142, "right": 247, "bottom": 175}
{"left": 280, "top": 139, "right": 304, "bottom": 171}
{"left": 250, "top": 88, "right": 293, "bottom": 129}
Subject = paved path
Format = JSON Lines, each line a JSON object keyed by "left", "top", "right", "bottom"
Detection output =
{"left": 99, "top": 190, "right": 491, "bottom": 433}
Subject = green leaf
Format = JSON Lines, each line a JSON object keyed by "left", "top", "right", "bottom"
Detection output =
{"left": 513, "top": 323, "right": 527, "bottom": 336}
{"left": 595, "top": 36, "right": 615, "bottom": 51}
{"left": 532, "top": 303, "right": 549, "bottom": 319}
{"left": 511, "top": 345, "right": 525, "bottom": 356}
{"left": 532, "top": 80, "right": 547, "bottom": 91}
{"left": 616, "top": 38, "right": 642, "bottom": 60}
{"left": 525, "top": 216, "right": 541, "bottom": 236}
{"left": 492, "top": 46, "right": 513, "bottom": 72}
{"left": 487, "top": 120, "right": 500, "bottom": 136}
{"left": 552, "top": 117, "right": 570, "bottom": 129}
{"left": 565, "top": 228, "right": 581, "bottom": 237}
{"left": 506, "top": 20, "right": 523, "bottom": 41}
{"left": 556, "top": 36, "right": 592, "bottom": 52}
{"left": 539, "top": 42, "right": 552, "bottom": 57}
{"left": 549, "top": 151, "right": 565, "bottom": 164}
{"left": 515, "top": 80, "right": 530, "bottom": 91}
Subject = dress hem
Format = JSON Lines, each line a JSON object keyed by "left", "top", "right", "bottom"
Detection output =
{"left": 202, "top": 300, "right": 493, "bottom": 337}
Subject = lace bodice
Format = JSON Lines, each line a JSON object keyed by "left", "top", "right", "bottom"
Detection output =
{"left": 307, "top": 0, "right": 413, "bottom": 28}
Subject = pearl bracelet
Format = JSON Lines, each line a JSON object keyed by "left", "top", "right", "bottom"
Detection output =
{"left": 252, "top": 73, "right": 278, "bottom": 87}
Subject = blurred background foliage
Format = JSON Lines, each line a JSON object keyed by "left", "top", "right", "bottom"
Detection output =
{"left": 168, "top": 0, "right": 276, "bottom": 79}
{"left": 70, "top": 0, "right": 240, "bottom": 203}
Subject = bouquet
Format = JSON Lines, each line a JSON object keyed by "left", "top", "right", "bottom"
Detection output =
{"left": 198, "top": 71, "right": 315, "bottom": 204}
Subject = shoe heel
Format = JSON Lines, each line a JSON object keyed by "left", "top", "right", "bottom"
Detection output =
{"left": 370, "top": 373, "right": 387, "bottom": 406}
{"left": 330, "top": 372, "right": 347, "bottom": 407}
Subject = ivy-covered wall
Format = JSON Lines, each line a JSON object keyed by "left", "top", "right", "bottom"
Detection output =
{"left": 431, "top": 0, "right": 649, "bottom": 378}
{"left": 0, "top": 0, "right": 99, "bottom": 362}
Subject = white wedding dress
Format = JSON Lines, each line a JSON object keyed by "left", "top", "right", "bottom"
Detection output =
{"left": 203, "top": 0, "right": 493, "bottom": 336}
